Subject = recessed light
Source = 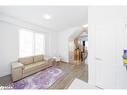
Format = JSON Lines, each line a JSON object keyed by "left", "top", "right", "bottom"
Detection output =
{"left": 83, "top": 24, "right": 88, "bottom": 28}
{"left": 43, "top": 14, "right": 51, "bottom": 20}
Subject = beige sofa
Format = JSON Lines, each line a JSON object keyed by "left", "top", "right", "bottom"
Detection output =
{"left": 11, "top": 55, "right": 53, "bottom": 82}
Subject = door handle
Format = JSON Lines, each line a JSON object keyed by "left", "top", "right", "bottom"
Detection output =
{"left": 96, "top": 57, "right": 102, "bottom": 61}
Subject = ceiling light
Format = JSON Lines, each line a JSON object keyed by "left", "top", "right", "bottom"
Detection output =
{"left": 43, "top": 14, "right": 51, "bottom": 20}
{"left": 83, "top": 24, "right": 88, "bottom": 28}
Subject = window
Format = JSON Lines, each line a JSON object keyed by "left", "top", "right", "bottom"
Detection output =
{"left": 35, "top": 32, "right": 45, "bottom": 55}
{"left": 19, "top": 29, "right": 45, "bottom": 58}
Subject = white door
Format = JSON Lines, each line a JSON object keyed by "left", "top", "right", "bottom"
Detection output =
{"left": 95, "top": 24, "right": 124, "bottom": 89}
{"left": 88, "top": 6, "right": 127, "bottom": 89}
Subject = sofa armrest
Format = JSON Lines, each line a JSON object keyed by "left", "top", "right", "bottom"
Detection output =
{"left": 48, "top": 58, "right": 56, "bottom": 66}
{"left": 11, "top": 62, "right": 24, "bottom": 69}
{"left": 11, "top": 62, "right": 24, "bottom": 82}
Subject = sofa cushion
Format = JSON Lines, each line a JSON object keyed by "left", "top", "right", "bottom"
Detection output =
{"left": 18, "top": 56, "right": 33, "bottom": 65}
{"left": 23, "top": 61, "right": 47, "bottom": 73}
{"left": 33, "top": 55, "right": 44, "bottom": 63}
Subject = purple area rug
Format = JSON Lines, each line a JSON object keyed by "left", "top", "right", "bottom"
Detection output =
{"left": 10, "top": 67, "right": 64, "bottom": 89}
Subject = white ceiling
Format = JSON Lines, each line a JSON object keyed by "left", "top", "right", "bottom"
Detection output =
{"left": 0, "top": 6, "right": 88, "bottom": 31}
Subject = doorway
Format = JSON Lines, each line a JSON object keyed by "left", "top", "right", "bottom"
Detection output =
{"left": 68, "top": 26, "right": 88, "bottom": 65}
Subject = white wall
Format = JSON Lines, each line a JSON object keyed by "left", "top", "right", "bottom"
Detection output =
{"left": 0, "top": 21, "right": 19, "bottom": 77}
{"left": 0, "top": 17, "right": 57, "bottom": 77}
{"left": 57, "top": 27, "right": 82, "bottom": 62}
{"left": 88, "top": 6, "right": 127, "bottom": 89}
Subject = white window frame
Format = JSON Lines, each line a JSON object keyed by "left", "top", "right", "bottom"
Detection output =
{"left": 19, "top": 29, "right": 45, "bottom": 58}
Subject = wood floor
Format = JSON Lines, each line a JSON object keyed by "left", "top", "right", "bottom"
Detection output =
{"left": 0, "top": 62, "right": 88, "bottom": 89}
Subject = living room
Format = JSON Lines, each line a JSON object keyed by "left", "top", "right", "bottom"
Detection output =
{"left": 1, "top": 0, "right": 127, "bottom": 95}
{"left": 0, "top": 6, "right": 89, "bottom": 89}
